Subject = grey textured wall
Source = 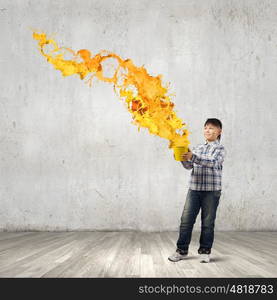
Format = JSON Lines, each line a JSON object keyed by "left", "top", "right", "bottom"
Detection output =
{"left": 0, "top": 0, "right": 276, "bottom": 231}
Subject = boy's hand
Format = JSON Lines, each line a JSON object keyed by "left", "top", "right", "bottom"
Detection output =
{"left": 181, "top": 148, "right": 193, "bottom": 161}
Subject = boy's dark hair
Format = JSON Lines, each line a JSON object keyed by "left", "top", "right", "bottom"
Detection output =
{"left": 204, "top": 118, "right": 222, "bottom": 141}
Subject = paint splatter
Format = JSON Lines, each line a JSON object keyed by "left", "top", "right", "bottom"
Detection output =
{"left": 33, "top": 32, "right": 190, "bottom": 152}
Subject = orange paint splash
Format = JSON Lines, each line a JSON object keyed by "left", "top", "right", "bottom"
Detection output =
{"left": 32, "top": 32, "right": 190, "bottom": 151}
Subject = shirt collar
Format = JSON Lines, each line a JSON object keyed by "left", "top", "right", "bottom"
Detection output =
{"left": 204, "top": 139, "right": 220, "bottom": 146}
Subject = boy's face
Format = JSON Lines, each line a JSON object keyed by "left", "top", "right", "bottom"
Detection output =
{"left": 204, "top": 123, "right": 222, "bottom": 142}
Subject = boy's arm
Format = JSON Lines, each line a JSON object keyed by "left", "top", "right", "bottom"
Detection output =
{"left": 180, "top": 160, "right": 193, "bottom": 169}
{"left": 191, "top": 146, "right": 225, "bottom": 168}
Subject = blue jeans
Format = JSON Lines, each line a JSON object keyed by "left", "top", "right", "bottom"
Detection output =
{"left": 176, "top": 188, "right": 221, "bottom": 255}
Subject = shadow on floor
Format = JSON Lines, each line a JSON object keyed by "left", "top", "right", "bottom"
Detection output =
{"left": 211, "top": 256, "right": 230, "bottom": 262}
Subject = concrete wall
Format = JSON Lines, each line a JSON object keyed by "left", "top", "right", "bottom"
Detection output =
{"left": 0, "top": 0, "right": 276, "bottom": 231}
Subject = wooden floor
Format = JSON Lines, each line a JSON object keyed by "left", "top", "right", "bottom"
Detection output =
{"left": 0, "top": 231, "right": 276, "bottom": 278}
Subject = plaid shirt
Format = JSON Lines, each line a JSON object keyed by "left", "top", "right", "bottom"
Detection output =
{"left": 181, "top": 139, "right": 225, "bottom": 191}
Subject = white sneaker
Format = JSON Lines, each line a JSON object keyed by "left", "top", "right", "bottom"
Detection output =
{"left": 199, "top": 253, "right": 210, "bottom": 263}
{"left": 168, "top": 250, "right": 188, "bottom": 262}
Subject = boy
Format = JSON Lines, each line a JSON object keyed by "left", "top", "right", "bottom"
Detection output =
{"left": 169, "top": 118, "right": 225, "bottom": 263}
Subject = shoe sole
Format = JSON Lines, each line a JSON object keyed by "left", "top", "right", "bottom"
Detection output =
{"left": 199, "top": 253, "right": 210, "bottom": 263}
{"left": 199, "top": 257, "right": 210, "bottom": 263}
{"left": 168, "top": 256, "right": 188, "bottom": 262}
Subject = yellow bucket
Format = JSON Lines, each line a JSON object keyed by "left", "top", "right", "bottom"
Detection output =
{"left": 173, "top": 146, "right": 189, "bottom": 161}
